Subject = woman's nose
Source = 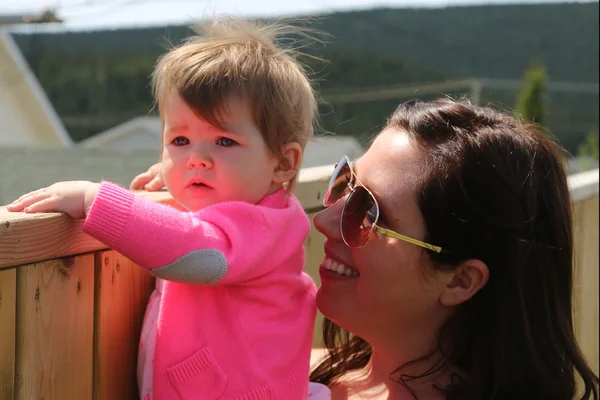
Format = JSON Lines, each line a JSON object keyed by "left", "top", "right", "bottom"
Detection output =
{"left": 186, "top": 146, "right": 213, "bottom": 169}
{"left": 313, "top": 199, "right": 344, "bottom": 242}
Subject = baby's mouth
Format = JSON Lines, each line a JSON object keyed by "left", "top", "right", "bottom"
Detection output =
{"left": 186, "top": 182, "right": 212, "bottom": 192}
{"left": 187, "top": 179, "right": 211, "bottom": 188}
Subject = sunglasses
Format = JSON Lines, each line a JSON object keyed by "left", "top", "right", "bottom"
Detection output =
{"left": 323, "top": 156, "right": 443, "bottom": 253}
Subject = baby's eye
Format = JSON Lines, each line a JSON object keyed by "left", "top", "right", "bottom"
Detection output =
{"left": 216, "top": 137, "right": 237, "bottom": 147}
{"left": 171, "top": 136, "right": 189, "bottom": 146}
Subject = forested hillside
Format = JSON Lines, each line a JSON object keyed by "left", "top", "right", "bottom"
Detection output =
{"left": 11, "top": 2, "right": 599, "bottom": 153}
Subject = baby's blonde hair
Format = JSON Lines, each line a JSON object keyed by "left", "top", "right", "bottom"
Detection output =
{"left": 151, "top": 16, "right": 319, "bottom": 192}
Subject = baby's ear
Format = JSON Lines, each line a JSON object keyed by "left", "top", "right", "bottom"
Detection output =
{"left": 272, "top": 142, "right": 302, "bottom": 185}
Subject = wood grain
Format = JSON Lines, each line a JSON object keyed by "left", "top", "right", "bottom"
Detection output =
{"left": 14, "top": 255, "right": 95, "bottom": 400}
{"left": 0, "top": 210, "right": 105, "bottom": 270}
{"left": 572, "top": 195, "right": 599, "bottom": 375}
{"left": 0, "top": 190, "right": 175, "bottom": 270}
{"left": 93, "top": 250, "right": 155, "bottom": 400}
{"left": 0, "top": 267, "right": 16, "bottom": 400}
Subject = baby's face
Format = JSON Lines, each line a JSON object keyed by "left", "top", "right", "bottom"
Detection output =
{"left": 160, "top": 93, "right": 279, "bottom": 212}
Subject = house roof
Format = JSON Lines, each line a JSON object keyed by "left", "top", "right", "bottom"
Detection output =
{"left": 78, "top": 116, "right": 161, "bottom": 149}
{"left": 0, "top": 11, "right": 62, "bottom": 26}
{"left": 0, "top": 28, "right": 71, "bottom": 147}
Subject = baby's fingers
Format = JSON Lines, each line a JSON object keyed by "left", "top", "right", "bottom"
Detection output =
{"left": 8, "top": 188, "right": 47, "bottom": 206}
{"left": 6, "top": 190, "right": 52, "bottom": 212}
{"left": 130, "top": 171, "right": 153, "bottom": 190}
{"left": 22, "top": 197, "right": 59, "bottom": 213}
{"left": 145, "top": 176, "right": 164, "bottom": 191}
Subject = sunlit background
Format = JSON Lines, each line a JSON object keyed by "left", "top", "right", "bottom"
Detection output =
{"left": 0, "top": 0, "right": 598, "bottom": 204}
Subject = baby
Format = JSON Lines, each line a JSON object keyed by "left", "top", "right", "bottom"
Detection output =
{"left": 8, "top": 16, "right": 323, "bottom": 400}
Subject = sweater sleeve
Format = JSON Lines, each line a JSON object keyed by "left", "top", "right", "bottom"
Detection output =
{"left": 83, "top": 181, "right": 278, "bottom": 285}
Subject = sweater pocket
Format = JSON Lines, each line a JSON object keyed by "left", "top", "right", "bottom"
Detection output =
{"left": 167, "top": 347, "right": 227, "bottom": 400}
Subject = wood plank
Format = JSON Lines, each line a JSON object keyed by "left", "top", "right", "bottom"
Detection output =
{"left": 295, "top": 164, "right": 332, "bottom": 211}
{"left": 305, "top": 211, "right": 326, "bottom": 347}
{"left": 572, "top": 195, "right": 600, "bottom": 375}
{"left": 93, "top": 250, "right": 155, "bottom": 400}
{"left": 0, "top": 191, "right": 174, "bottom": 270}
{"left": 0, "top": 267, "right": 16, "bottom": 400}
{"left": 14, "top": 254, "right": 95, "bottom": 400}
{"left": 0, "top": 211, "right": 105, "bottom": 270}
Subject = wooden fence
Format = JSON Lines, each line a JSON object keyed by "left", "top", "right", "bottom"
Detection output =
{"left": 0, "top": 166, "right": 597, "bottom": 399}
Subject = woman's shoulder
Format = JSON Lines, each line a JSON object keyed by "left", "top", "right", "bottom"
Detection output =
{"left": 308, "top": 382, "right": 331, "bottom": 399}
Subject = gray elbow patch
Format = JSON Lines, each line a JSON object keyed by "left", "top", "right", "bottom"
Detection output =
{"left": 152, "top": 249, "right": 228, "bottom": 284}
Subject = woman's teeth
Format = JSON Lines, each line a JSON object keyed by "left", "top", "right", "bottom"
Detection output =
{"left": 324, "top": 257, "right": 359, "bottom": 277}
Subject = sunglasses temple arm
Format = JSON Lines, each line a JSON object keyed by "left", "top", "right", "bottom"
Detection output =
{"left": 374, "top": 226, "right": 443, "bottom": 253}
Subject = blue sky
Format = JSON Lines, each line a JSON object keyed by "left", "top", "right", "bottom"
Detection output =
{"left": 1, "top": 0, "right": 596, "bottom": 31}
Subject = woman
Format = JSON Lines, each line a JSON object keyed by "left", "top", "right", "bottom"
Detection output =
{"left": 132, "top": 98, "right": 599, "bottom": 399}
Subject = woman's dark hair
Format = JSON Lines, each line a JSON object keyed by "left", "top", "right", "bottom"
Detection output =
{"left": 310, "top": 98, "right": 599, "bottom": 399}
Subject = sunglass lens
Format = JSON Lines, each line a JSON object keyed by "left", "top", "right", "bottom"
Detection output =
{"left": 324, "top": 159, "right": 351, "bottom": 206}
{"left": 342, "top": 186, "right": 378, "bottom": 247}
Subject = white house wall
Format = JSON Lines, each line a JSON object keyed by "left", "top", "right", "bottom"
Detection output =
{"left": 0, "top": 30, "right": 71, "bottom": 147}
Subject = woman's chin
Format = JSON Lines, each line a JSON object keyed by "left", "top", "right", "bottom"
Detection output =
{"left": 316, "top": 288, "right": 349, "bottom": 326}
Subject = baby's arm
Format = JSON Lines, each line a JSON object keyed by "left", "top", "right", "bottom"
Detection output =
{"left": 83, "top": 182, "right": 273, "bottom": 285}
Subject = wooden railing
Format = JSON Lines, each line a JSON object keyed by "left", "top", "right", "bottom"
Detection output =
{"left": 569, "top": 168, "right": 600, "bottom": 377}
{"left": 0, "top": 166, "right": 597, "bottom": 399}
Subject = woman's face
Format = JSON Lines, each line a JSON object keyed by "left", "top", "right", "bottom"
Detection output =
{"left": 314, "top": 128, "right": 451, "bottom": 343}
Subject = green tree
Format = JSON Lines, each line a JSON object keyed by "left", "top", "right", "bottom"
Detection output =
{"left": 515, "top": 64, "right": 548, "bottom": 126}
{"left": 577, "top": 129, "right": 599, "bottom": 171}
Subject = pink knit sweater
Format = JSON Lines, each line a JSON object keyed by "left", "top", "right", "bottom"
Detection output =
{"left": 83, "top": 182, "right": 317, "bottom": 400}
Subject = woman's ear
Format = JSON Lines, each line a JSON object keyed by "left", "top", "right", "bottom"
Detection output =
{"left": 272, "top": 142, "right": 302, "bottom": 185}
{"left": 439, "top": 259, "right": 489, "bottom": 306}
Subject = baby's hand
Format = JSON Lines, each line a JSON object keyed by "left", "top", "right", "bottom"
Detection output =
{"left": 130, "top": 163, "right": 164, "bottom": 191}
{"left": 6, "top": 181, "right": 100, "bottom": 219}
